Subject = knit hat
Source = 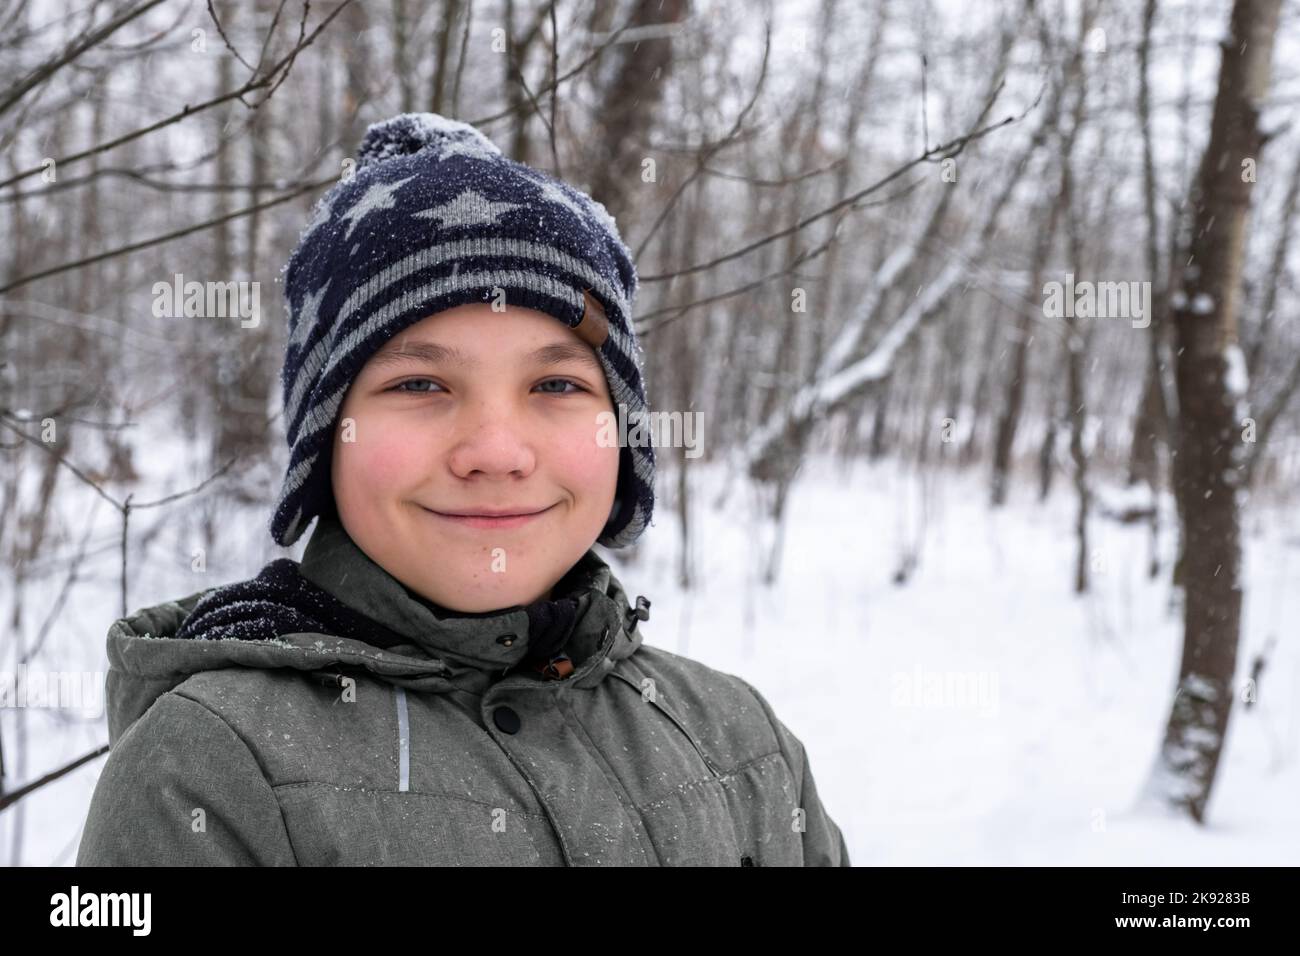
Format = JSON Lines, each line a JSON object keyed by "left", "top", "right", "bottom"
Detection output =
{"left": 270, "top": 113, "right": 655, "bottom": 549}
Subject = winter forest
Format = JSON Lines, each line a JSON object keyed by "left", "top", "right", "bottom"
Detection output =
{"left": 2, "top": 0, "right": 1299, "bottom": 867}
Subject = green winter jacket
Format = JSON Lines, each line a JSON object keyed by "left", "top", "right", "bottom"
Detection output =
{"left": 76, "top": 512, "right": 850, "bottom": 866}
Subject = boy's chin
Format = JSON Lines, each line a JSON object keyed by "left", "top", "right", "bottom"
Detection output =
{"left": 404, "top": 542, "right": 572, "bottom": 611}
{"left": 419, "top": 573, "right": 554, "bottom": 613}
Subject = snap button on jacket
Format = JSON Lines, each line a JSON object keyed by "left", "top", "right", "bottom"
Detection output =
{"left": 76, "top": 514, "right": 850, "bottom": 867}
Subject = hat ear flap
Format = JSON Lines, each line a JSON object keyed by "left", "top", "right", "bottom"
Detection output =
{"left": 601, "top": 446, "right": 637, "bottom": 540}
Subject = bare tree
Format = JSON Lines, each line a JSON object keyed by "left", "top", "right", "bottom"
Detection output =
{"left": 1141, "top": 0, "right": 1283, "bottom": 824}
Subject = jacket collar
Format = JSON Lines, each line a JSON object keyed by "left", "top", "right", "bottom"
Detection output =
{"left": 297, "top": 510, "right": 643, "bottom": 688}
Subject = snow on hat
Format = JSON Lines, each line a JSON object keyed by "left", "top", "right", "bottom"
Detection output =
{"left": 270, "top": 113, "right": 655, "bottom": 549}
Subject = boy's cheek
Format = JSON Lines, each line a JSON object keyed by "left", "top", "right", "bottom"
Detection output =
{"left": 559, "top": 431, "right": 621, "bottom": 491}
{"left": 337, "top": 419, "right": 439, "bottom": 490}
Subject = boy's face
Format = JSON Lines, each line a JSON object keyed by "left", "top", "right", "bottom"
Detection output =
{"left": 331, "top": 302, "right": 620, "bottom": 612}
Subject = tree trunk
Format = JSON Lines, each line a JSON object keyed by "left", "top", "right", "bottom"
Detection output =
{"left": 989, "top": 5, "right": 1091, "bottom": 506}
{"left": 213, "top": 71, "right": 274, "bottom": 482}
{"left": 585, "top": 0, "right": 688, "bottom": 217}
{"left": 1141, "top": 0, "right": 1282, "bottom": 823}
{"left": 1057, "top": 63, "right": 1093, "bottom": 595}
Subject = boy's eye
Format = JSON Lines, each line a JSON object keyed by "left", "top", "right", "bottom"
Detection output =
{"left": 535, "top": 378, "right": 586, "bottom": 395}
{"left": 390, "top": 378, "right": 443, "bottom": 394}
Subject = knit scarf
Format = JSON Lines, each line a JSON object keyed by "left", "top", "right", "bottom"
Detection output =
{"left": 174, "top": 557, "right": 581, "bottom": 675}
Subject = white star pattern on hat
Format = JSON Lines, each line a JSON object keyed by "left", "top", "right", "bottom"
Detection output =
{"left": 288, "top": 278, "right": 331, "bottom": 351}
{"left": 412, "top": 188, "right": 523, "bottom": 230}
{"left": 339, "top": 175, "right": 416, "bottom": 242}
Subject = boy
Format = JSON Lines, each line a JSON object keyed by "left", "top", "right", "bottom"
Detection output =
{"left": 76, "top": 113, "right": 850, "bottom": 866}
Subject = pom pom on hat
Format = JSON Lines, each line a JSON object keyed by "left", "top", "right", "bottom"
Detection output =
{"left": 355, "top": 113, "right": 502, "bottom": 170}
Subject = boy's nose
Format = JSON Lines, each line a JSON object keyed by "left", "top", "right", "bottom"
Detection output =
{"left": 444, "top": 415, "right": 538, "bottom": 479}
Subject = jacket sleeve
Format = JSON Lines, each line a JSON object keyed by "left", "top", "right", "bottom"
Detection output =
{"left": 77, "top": 691, "right": 298, "bottom": 866}
{"left": 740, "top": 679, "right": 851, "bottom": 867}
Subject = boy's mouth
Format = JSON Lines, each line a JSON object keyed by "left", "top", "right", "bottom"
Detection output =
{"left": 422, "top": 503, "right": 556, "bottom": 530}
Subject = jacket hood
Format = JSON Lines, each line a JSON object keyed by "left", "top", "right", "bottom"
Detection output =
{"left": 102, "top": 513, "right": 648, "bottom": 746}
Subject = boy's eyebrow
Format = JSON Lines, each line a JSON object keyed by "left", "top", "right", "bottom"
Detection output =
{"left": 369, "top": 340, "right": 602, "bottom": 373}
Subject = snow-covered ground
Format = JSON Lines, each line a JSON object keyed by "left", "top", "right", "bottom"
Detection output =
{"left": 2, "top": 451, "right": 1297, "bottom": 865}
{"left": 628, "top": 455, "right": 1299, "bottom": 865}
